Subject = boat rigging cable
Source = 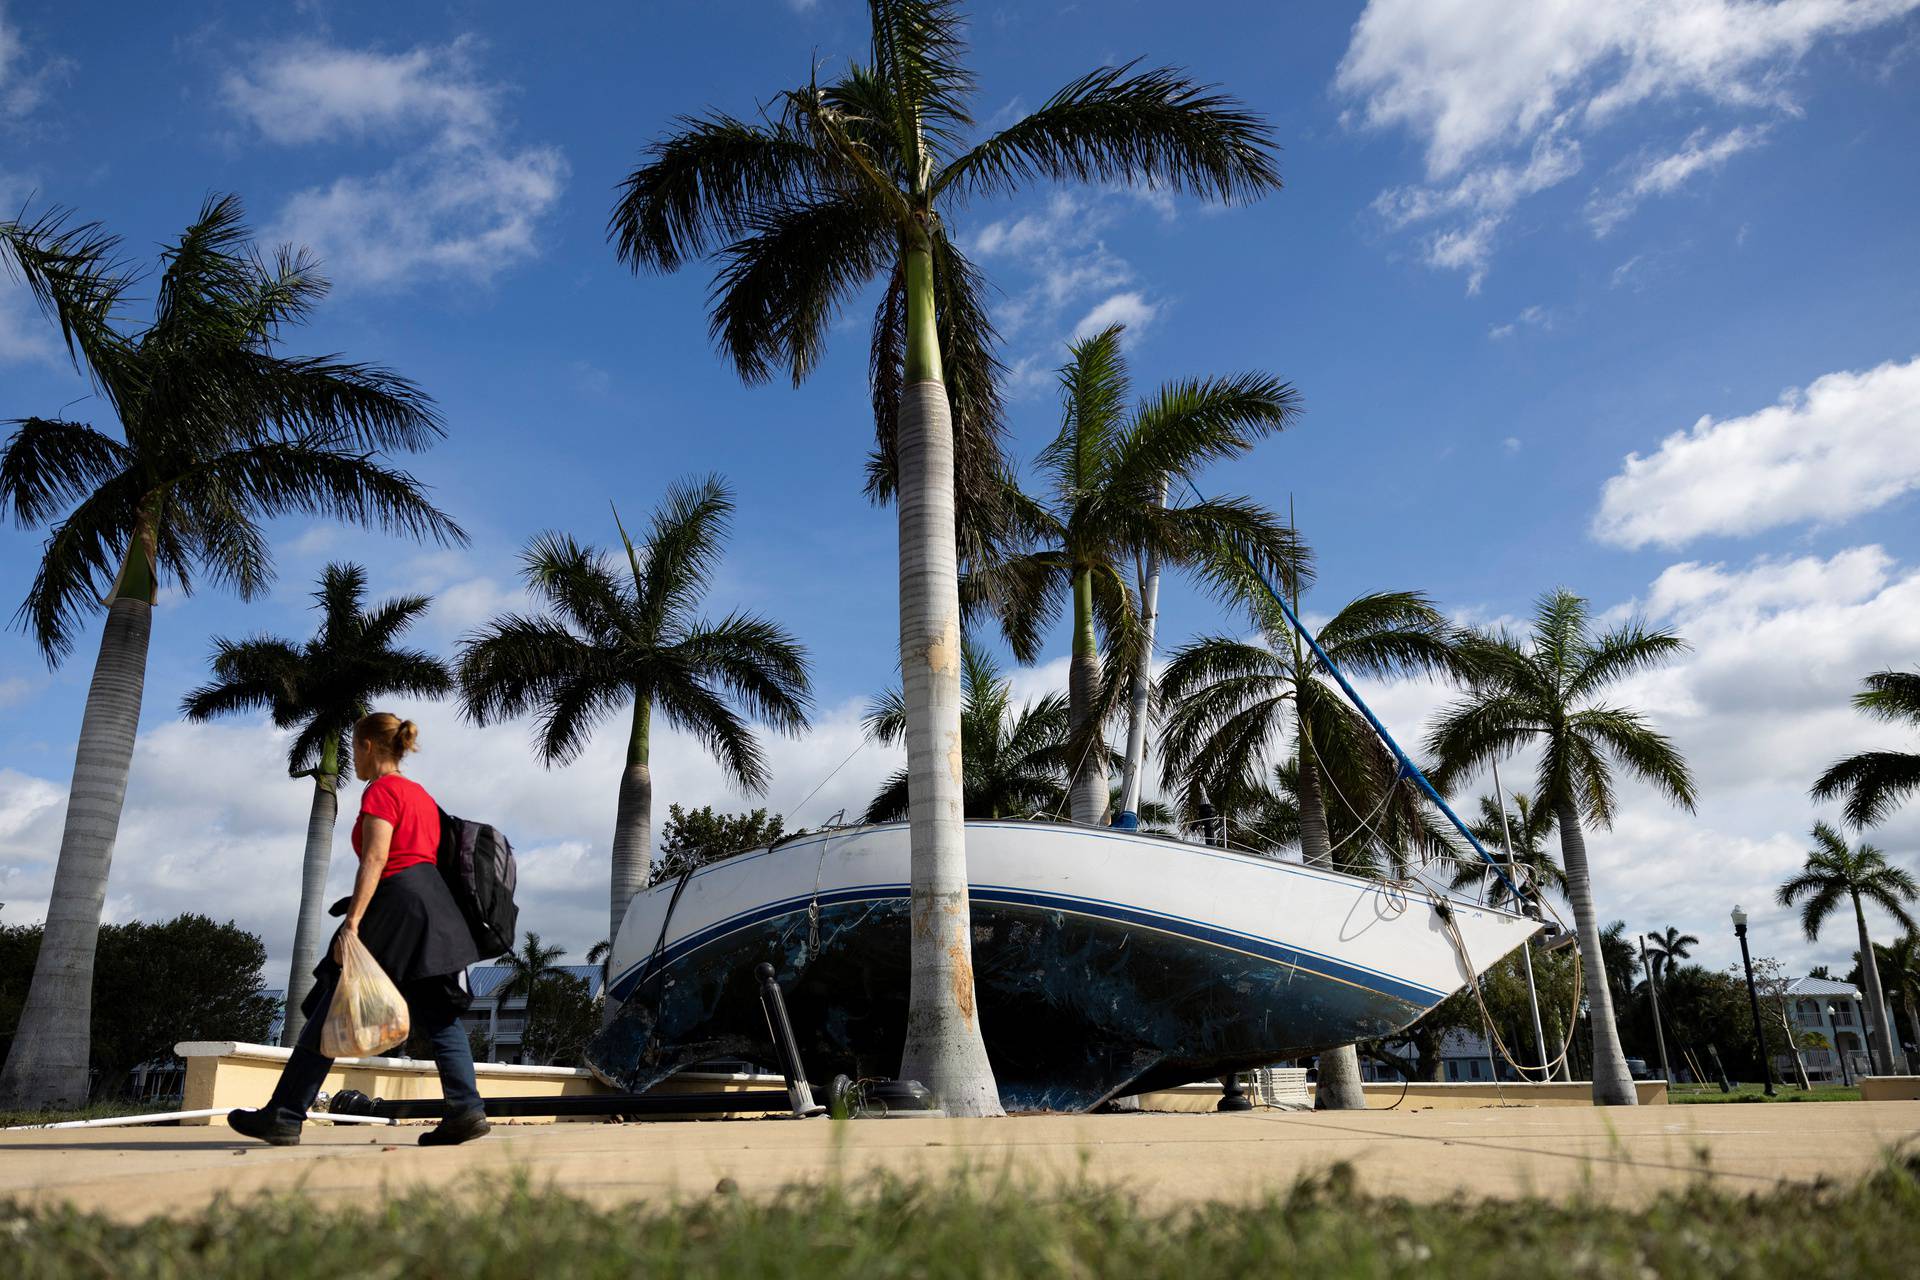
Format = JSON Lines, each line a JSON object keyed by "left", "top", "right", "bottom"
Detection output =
{"left": 1175, "top": 479, "right": 1600, "bottom": 1083}
{"left": 1172, "top": 476, "right": 1524, "bottom": 902}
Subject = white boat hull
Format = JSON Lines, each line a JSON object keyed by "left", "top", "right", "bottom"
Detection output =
{"left": 590, "top": 821, "right": 1538, "bottom": 1110}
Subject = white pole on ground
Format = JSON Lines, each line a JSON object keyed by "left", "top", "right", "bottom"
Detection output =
{"left": 2, "top": 1108, "right": 395, "bottom": 1132}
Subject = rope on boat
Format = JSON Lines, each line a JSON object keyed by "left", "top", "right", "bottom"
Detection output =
{"left": 1430, "top": 892, "right": 1586, "bottom": 1083}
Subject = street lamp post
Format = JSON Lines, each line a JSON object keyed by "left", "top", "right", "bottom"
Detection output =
{"left": 1827, "top": 1003, "right": 1853, "bottom": 1087}
{"left": 1731, "top": 905, "right": 1776, "bottom": 1097}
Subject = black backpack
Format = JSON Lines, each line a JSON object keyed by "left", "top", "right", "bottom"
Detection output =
{"left": 436, "top": 808, "right": 519, "bottom": 959}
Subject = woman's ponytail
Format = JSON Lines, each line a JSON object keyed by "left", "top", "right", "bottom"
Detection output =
{"left": 355, "top": 711, "right": 420, "bottom": 764}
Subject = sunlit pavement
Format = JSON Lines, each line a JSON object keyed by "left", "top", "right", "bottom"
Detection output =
{"left": 4, "top": 1102, "right": 1917, "bottom": 1221}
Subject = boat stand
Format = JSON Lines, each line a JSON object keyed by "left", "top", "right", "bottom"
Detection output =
{"left": 343, "top": 963, "right": 826, "bottom": 1123}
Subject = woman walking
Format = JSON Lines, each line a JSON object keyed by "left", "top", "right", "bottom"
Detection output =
{"left": 229, "top": 714, "right": 488, "bottom": 1146}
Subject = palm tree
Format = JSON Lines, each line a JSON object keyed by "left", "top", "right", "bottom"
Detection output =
{"left": 608, "top": 0, "right": 1280, "bottom": 1114}
{"left": 1876, "top": 934, "right": 1920, "bottom": 1069}
{"left": 1812, "top": 670, "right": 1920, "bottom": 827}
{"left": 968, "top": 325, "right": 1302, "bottom": 826}
{"left": 1452, "top": 792, "right": 1562, "bottom": 911}
{"left": 458, "top": 477, "right": 812, "bottom": 977}
{"left": 863, "top": 638, "right": 1074, "bottom": 822}
{"left": 1425, "top": 590, "right": 1696, "bottom": 1107}
{"left": 1641, "top": 925, "right": 1698, "bottom": 987}
{"left": 180, "top": 563, "right": 452, "bottom": 1041}
{"left": 0, "top": 196, "right": 463, "bottom": 1109}
{"left": 1159, "top": 586, "right": 1467, "bottom": 1109}
{"left": 1777, "top": 823, "right": 1918, "bottom": 1076}
{"left": 499, "top": 932, "right": 567, "bottom": 1065}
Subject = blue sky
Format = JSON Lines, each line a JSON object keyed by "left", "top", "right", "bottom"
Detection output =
{"left": 2, "top": 1, "right": 1918, "bottom": 983}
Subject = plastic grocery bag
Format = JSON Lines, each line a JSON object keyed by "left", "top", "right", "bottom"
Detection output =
{"left": 318, "top": 931, "right": 410, "bottom": 1058}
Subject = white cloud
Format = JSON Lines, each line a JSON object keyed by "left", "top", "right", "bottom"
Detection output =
{"left": 1336, "top": 0, "right": 1918, "bottom": 286}
{"left": 1488, "top": 304, "right": 1550, "bottom": 340}
{"left": 1072, "top": 291, "right": 1157, "bottom": 341}
{"left": 224, "top": 37, "right": 567, "bottom": 289}
{"left": 1587, "top": 124, "right": 1771, "bottom": 235}
{"left": 0, "top": 4, "right": 71, "bottom": 122}
{"left": 0, "top": 276, "right": 59, "bottom": 366}
{"left": 1594, "top": 354, "right": 1920, "bottom": 548}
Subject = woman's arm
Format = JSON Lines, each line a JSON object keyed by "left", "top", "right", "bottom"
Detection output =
{"left": 337, "top": 815, "right": 393, "bottom": 952}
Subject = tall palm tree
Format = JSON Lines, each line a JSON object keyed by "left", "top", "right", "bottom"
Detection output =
{"left": 1812, "top": 670, "right": 1920, "bottom": 827}
{"left": 1425, "top": 590, "right": 1696, "bottom": 1107}
{"left": 499, "top": 932, "right": 567, "bottom": 1065}
{"left": 1876, "top": 934, "right": 1920, "bottom": 1069}
{"left": 607, "top": 0, "right": 1280, "bottom": 1114}
{"left": 1777, "top": 822, "right": 1918, "bottom": 1076}
{"left": 968, "top": 325, "right": 1301, "bottom": 826}
{"left": 0, "top": 196, "right": 463, "bottom": 1109}
{"left": 1452, "top": 792, "right": 1563, "bottom": 911}
{"left": 458, "top": 477, "right": 812, "bottom": 975}
{"left": 1641, "top": 925, "right": 1698, "bottom": 986}
{"left": 863, "top": 638, "right": 1075, "bottom": 822}
{"left": 1160, "top": 585, "right": 1468, "bottom": 1109}
{"left": 180, "top": 563, "right": 452, "bottom": 1041}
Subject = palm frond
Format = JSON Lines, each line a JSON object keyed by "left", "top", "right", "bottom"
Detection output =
{"left": 708, "top": 195, "right": 894, "bottom": 385}
{"left": 1107, "top": 370, "right": 1300, "bottom": 495}
{"left": 195, "top": 436, "right": 467, "bottom": 549}
{"left": 1569, "top": 705, "right": 1696, "bottom": 812}
{"left": 1854, "top": 670, "right": 1920, "bottom": 726}
{"left": 636, "top": 474, "right": 733, "bottom": 629}
{"left": 1811, "top": 751, "right": 1920, "bottom": 829}
{"left": 654, "top": 674, "right": 769, "bottom": 794}
{"left": 0, "top": 418, "right": 132, "bottom": 527}
{"left": 609, "top": 112, "right": 823, "bottom": 273}
{"left": 0, "top": 203, "right": 139, "bottom": 400}
{"left": 935, "top": 61, "right": 1280, "bottom": 204}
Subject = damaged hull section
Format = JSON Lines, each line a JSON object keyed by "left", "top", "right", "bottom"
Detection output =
{"left": 589, "top": 821, "right": 1538, "bottom": 1112}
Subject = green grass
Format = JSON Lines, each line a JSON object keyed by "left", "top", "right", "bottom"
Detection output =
{"left": 10, "top": 1157, "right": 1920, "bottom": 1279}
{"left": 1669, "top": 1083, "right": 1861, "bottom": 1104}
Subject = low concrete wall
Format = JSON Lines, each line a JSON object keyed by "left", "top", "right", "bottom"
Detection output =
{"left": 1343, "top": 1080, "right": 1668, "bottom": 1108}
{"left": 177, "top": 1041, "right": 773, "bottom": 1125}
{"left": 1861, "top": 1076, "right": 1920, "bottom": 1102}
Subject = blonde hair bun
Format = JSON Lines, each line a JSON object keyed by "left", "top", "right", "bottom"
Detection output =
{"left": 355, "top": 711, "right": 420, "bottom": 763}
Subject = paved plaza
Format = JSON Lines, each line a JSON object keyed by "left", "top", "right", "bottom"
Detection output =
{"left": 4, "top": 1101, "right": 1917, "bottom": 1220}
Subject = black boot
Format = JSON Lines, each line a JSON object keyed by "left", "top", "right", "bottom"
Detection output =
{"left": 228, "top": 1105, "right": 303, "bottom": 1146}
{"left": 419, "top": 1108, "right": 490, "bottom": 1147}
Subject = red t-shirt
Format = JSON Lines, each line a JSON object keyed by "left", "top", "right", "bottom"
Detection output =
{"left": 352, "top": 773, "right": 441, "bottom": 878}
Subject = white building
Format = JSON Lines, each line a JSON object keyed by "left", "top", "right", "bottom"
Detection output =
{"left": 458, "top": 964, "right": 605, "bottom": 1065}
{"left": 1782, "top": 976, "right": 1875, "bottom": 1083}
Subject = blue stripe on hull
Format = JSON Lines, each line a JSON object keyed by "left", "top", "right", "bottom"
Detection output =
{"left": 609, "top": 882, "right": 1445, "bottom": 1008}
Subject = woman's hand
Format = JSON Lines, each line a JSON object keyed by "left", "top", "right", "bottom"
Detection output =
{"left": 333, "top": 917, "right": 361, "bottom": 962}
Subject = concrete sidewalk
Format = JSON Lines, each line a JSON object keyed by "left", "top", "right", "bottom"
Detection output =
{"left": 4, "top": 1102, "right": 1917, "bottom": 1221}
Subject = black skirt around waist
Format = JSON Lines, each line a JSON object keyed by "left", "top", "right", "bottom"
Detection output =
{"left": 303, "top": 863, "right": 480, "bottom": 1021}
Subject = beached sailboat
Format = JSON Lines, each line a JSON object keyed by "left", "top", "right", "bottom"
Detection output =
{"left": 587, "top": 820, "right": 1539, "bottom": 1110}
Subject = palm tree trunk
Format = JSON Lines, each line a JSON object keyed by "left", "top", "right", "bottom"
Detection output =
{"left": 1296, "top": 738, "right": 1368, "bottom": 1110}
{"left": 0, "top": 592, "right": 152, "bottom": 1108}
{"left": 1555, "top": 801, "right": 1637, "bottom": 1105}
{"left": 282, "top": 755, "right": 340, "bottom": 1046}
{"left": 1851, "top": 894, "right": 1896, "bottom": 1075}
{"left": 1067, "top": 568, "right": 1108, "bottom": 826}
{"left": 1116, "top": 482, "right": 1166, "bottom": 818}
{"left": 605, "top": 701, "right": 653, "bottom": 1025}
{"left": 892, "top": 230, "right": 1002, "bottom": 1117}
